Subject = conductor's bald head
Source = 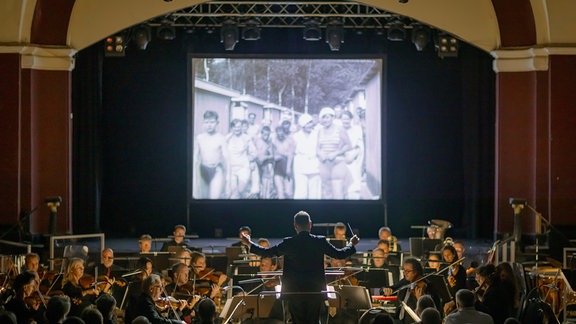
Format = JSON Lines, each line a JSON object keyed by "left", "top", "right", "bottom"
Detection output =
{"left": 294, "top": 211, "right": 312, "bottom": 232}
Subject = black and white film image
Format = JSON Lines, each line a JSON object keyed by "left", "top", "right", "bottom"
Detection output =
{"left": 191, "top": 58, "right": 382, "bottom": 200}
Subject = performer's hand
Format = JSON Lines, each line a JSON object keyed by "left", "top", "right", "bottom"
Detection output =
{"left": 240, "top": 232, "right": 252, "bottom": 246}
{"left": 350, "top": 235, "right": 360, "bottom": 246}
{"left": 382, "top": 287, "right": 393, "bottom": 296}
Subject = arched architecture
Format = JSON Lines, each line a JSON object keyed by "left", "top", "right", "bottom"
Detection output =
{"left": 1, "top": 0, "right": 576, "bottom": 237}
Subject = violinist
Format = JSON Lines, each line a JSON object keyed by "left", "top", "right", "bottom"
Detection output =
{"left": 165, "top": 263, "right": 201, "bottom": 324}
{"left": 130, "top": 273, "right": 186, "bottom": 324}
{"left": 259, "top": 257, "right": 280, "bottom": 290}
{"left": 441, "top": 244, "right": 466, "bottom": 298}
{"left": 190, "top": 251, "right": 226, "bottom": 300}
{"left": 61, "top": 258, "right": 99, "bottom": 316}
{"left": 23, "top": 253, "right": 40, "bottom": 272}
{"left": 4, "top": 270, "right": 45, "bottom": 324}
{"left": 165, "top": 263, "right": 195, "bottom": 300}
{"left": 473, "top": 264, "right": 514, "bottom": 324}
{"left": 382, "top": 257, "right": 440, "bottom": 324}
{"left": 124, "top": 257, "right": 153, "bottom": 323}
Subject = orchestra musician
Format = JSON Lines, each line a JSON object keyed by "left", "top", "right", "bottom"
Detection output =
{"left": 61, "top": 258, "right": 99, "bottom": 317}
{"left": 124, "top": 257, "right": 155, "bottom": 324}
{"left": 333, "top": 222, "right": 347, "bottom": 240}
{"left": 4, "top": 270, "right": 45, "bottom": 324}
{"left": 139, "top": 234, "right": 153, "bottom": 253}
{"left": 174, "top": 248, "right": 193, "bottom": 267}
{"left": 382, "top": 257, "right": 440, "bottom": 324}
{"left": 474, "top": 264, "right": 514, "bottom": 324}
{"left": 22, "top": 253, "right": 40, "bottom": 273}
{"left": 425, "top": 252, "right": 442, "bottom": 273}
{"left": 441, "top": 244, "right": 466, "bottom": 298}
{"left": 231, "top": 226, "right": 252, "bottom": 247}
{"left": 164, "top": 263, "right": 199, "bottom": 323}
{"left": 189, "top": 251, "right": 226, "bottom": 301}
{"left": 378, "top": 226, "right": 400, "bottom": 252}
{"left": 95, "top": 248, "right": 124, "bottom": 279}
{"left": 241, "top": 210, "right": 360, "bottom": 324}
{"left": 161, "top": 225, "right": 191, "bottom": 252}
{"left": 129, "top": 273, "right": 186, "bottom": 324}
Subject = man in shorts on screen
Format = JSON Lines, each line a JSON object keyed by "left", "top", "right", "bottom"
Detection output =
{"left": 193, "top": 110, "right": 227, "bottom": 199}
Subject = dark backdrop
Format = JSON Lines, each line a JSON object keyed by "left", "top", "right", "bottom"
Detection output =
{"left": 72, "top": 28, "right": 495, "bottom": 240}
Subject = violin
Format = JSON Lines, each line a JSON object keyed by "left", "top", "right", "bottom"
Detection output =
{"left": 448, "top": 264, "right": 459, "bottom": 288}
{"left": 155, "top": 296, "right": 188, "bottom": 311}
{"left": 95, "top": 275, "right": 126, "bottom": 294}
{"left": 197, "top": 268, "right": 226, "bottom": 285}
{"left": 77, "top": 274, "right": 100, "bottom": 298}
{"left": 409, "top": 279, "right": 428, "bottom": 298}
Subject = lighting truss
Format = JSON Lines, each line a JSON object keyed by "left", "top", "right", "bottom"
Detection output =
{"left": 148, "top": 1, "right": 400, "bottom": 30}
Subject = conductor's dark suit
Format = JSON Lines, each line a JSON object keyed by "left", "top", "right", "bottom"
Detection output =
{"left": 249, "top": 230, "right": 356, "bottom": 324}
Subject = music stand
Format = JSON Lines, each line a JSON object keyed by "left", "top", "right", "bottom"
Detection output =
{"left": 358, "top": 268, "right": 388, "bottom": 289}
{"left": 140, "top": 252, "right": 172, "bottom": 272}
{"left": 332, "top": 286, "right": 372, "bottom": 310}
{"left": 226, "top": 246, "right": 244, "bottom": 266}
{"left": 409, "top": 238, "right": 442, "bottom": 258}
{"left": 219, "top": 295, "right": 276, "bottom": 320}
{"left": 425, "top": 274, "right": 452, "bottom": 303}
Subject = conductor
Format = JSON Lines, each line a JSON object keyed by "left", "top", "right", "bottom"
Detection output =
{"left": 241, "top": 210, "right": 360, "bottom": 324}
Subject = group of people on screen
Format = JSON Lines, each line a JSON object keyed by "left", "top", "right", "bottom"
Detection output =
{"left": 193, "top": 105, "right": 368, "bottom": 200}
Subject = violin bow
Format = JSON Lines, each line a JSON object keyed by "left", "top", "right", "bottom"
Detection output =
{"left": 391, "top": 257, "right": 465, "bottom": 295}
{"left": 159, "top": 280, "right": 182, "bottom": 322}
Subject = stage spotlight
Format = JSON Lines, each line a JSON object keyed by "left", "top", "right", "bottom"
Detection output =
{"left": 325, "top": 19, "right": 344, "bottom": 51}
{"left": 411, "top": 24, "right": 430, "bottom": 51}
{"left": 303, "top": 18, "right": 322, "bottom": 41}
{"left": 436, "top": 32, "right": 459, "bottom": 58}
{"left": 104, "top": 34, "right": 125, "bottom": 57}
{"left": 387, "top": 20, "right": 406, "bottom": 41}
{"left": 221, "top": 19, "right": 239, "bottom": 51}
{"left": 242, "top": 18, "right": 261, "bottom": 41}
{"left": 133, "top": 25, "right": 151, "bottom": 50}
{"left": 157, "top": 24, "right": 176, "bottom": 41}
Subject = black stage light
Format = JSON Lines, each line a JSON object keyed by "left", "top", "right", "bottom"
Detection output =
{"left": 303, "top": 18, "right": 322, "bottom": 41}
{"left": 133, "top": 25, "right": 151, "bottom": 50}
{"left": 242, "top": 18, "right": 261, "bottom": 41}
{"left": 325, "top": 19, "right": 344, "bottom": 51}
{"left": 411, "top": 24, "right": 430, "bottom": 51}
{"left": 387, "top": 20, "right": 406, "bottom": 41}
{"left": 221, "top": 19, "right": 239, "bottom": 51}
{"left": 157, "top": 24, "right": 176, "bottom": 41}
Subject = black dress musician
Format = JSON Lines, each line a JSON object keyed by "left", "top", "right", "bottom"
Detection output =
{"left": 4, "top": 271, "right": 45, "bottom": 324}
{"left": 241, "top": 211, "right": 360, "bottom": 324}
{"left": 441, "top": 245, "right": 466, "bottom": 298}
{"left": 474, "top": 264, "right": 515, "bottom": 324}
{"left": 383, "top": 258, "right": 441, "bottom": 324}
